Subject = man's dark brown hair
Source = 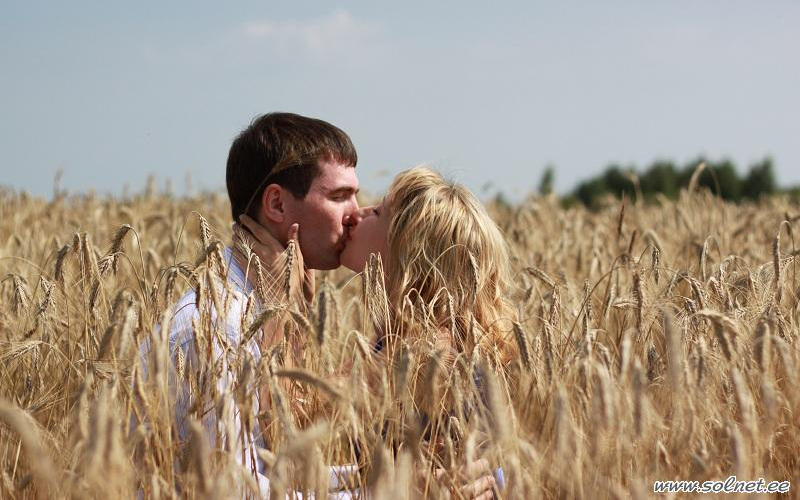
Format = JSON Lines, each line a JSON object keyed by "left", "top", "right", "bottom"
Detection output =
{"left": 226, "top": 112, "right": 358, "bottom": 221}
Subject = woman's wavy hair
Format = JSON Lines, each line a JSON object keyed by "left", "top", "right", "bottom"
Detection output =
{"left": 381, "top": 166, "right": 516, "bottom": 364}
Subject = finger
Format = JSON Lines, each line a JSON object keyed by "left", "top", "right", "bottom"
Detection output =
{"left": 288, "top": 223, "right": 299, "bottom": 242}
{"left": 473, "top": 491, "right": 494, "bottom": 500}
{"left": 463, "top": 458, "right": 491, "bottom": 479}
{"left": 461, "top": 475, "right": 496, "bottom": 498}
{"left": 289, "top": 223, "right": 305, "bottom": 270}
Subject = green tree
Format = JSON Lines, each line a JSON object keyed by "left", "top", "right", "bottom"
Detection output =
{"left": 603, "top": 166, "right": 636, "bottom": 199}
{"left": 706, "top": 160, "right": 742, "bottom": 201}
{"left": 640, "top": 161, "right": 679, "bottom": 199}
{"left": 742, "top": 158, "right": 776, "bottom": 200}
{"left": 538, "top": 165, "right": 555, "bottom": 196}
{"left": 675, "top": 158, "right": 741, "bottom": 201}
{"left": 574, "top": 177, "right": 607, "bottom": 207}
{"left": 568, "top": 156, "right": 781, "bottom": 206}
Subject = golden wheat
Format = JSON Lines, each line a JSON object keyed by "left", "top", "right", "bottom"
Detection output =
{"left": 0, "top": 184, "right": 798, "bottom": 498}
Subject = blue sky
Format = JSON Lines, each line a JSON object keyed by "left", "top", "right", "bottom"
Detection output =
{"left": 2, "top": 1, "right": 799, "bottom": 199}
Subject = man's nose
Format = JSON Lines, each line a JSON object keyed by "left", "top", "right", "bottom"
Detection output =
{"left": 344, "top": 208, "right": 363, "bottom": 228}
{"left": 346, "top": 205, "right": 374, "bottom": 227}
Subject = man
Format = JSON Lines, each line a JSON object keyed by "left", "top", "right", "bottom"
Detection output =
{"left": 138, "top": 113, "right": 497, "bottom": 498}
{"left": 226, "top": 112, "right": 360, "bottom": 274}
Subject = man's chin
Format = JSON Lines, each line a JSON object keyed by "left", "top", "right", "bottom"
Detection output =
{"left": 306, "top": 242, "right": 349, "bottom": 270}
{"left": 306, "top": 254, "right": 342, "bottom": 271}
{"left": 303, "top": 260, "right": 335, "bottom": 271}
{"left": 314, "top": 262, "right": 340, "bottom": 271}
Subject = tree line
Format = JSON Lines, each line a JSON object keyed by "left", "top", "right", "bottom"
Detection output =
{"left": 535, "top": 157, "right": 798, "bottom": 207}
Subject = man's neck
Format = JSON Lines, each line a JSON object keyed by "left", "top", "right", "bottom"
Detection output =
{"left": 257, "top": 217, "right": 288, "bottom": 247}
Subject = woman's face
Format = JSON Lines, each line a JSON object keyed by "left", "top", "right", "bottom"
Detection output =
{"left": 341, "top": 196, "right": 391, "bottom": 272}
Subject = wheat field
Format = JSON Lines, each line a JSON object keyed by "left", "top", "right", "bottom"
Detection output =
{"left": 1, "top": 183, "right": 799, "bottom": 499}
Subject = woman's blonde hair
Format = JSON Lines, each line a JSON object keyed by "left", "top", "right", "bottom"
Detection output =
{"left": 382, "top": 166, "right": 515, "bottom": 363}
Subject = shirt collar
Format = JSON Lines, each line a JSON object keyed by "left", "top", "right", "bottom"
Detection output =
{"left": 222, "top": 246, "right": 255, "bottom": 295}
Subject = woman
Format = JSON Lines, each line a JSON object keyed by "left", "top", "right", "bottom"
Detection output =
{"left": 339, "top": 166, "right": 515, "bottom": 368}
{"left": 238, "top": 166, "right": 513, "bottom": 497}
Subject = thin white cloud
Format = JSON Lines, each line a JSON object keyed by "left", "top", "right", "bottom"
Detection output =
{"left": 241, "top": 10, "right": 381, "bottom": 58}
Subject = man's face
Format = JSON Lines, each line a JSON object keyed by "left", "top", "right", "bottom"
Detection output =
{"left": 283, "top": 159, "right": 360, "bottom": 270}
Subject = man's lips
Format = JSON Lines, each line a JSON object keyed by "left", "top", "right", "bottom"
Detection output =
{"left": 337, "top": 230, "right": 351, "bottom": 252}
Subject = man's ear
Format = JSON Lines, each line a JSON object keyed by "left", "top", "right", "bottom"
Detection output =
{"left": 260, "top": 184, "right": 285, "bottom": 223}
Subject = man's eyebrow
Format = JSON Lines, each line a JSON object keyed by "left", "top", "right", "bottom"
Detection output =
{"left": 328, "top": 187, "right": 359, "bottom": 195}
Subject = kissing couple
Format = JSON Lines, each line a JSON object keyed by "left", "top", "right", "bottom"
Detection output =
{"left": 139, "top": 112, "right": 516, "bottom": 499}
